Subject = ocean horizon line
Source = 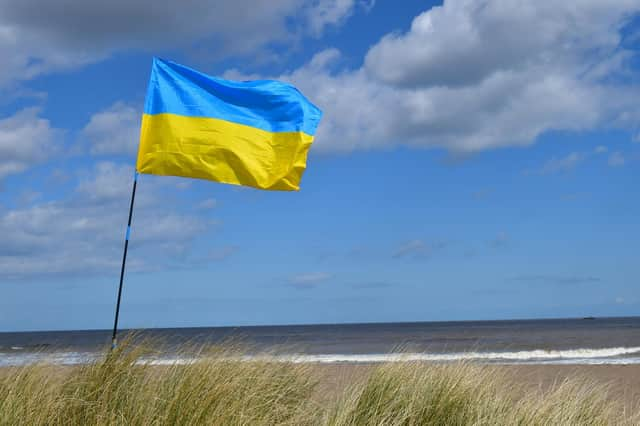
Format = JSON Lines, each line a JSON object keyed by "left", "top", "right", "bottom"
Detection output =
{"left": 2, "top": 314, "right": 639, "bottom": 335}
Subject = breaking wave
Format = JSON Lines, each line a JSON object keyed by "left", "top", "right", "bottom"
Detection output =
{"left": 2, "top": 347, "right": 640, "bottom": 367}
{"left": 271, "top": 346, "right": 640, "bottom": 364}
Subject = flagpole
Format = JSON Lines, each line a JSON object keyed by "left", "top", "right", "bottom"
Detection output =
{"left": 111, "top": 170, "right": 139, "bottom": 349}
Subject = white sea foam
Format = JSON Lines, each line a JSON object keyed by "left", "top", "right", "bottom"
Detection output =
{"left": 269, "top": 346, "right": 640, "bottom": 364}
{"left": 2, "top": 347, "right": 640, "bottom": 367}
{"left": 0, "top": 351, "right": 99, "bottom": 367}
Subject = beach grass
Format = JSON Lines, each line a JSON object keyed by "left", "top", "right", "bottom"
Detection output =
{"left": 0, "top": 339, "right": 636, "bottom": 425}
{"left": 325, "top": 362, "right": 627, "bottom": 425}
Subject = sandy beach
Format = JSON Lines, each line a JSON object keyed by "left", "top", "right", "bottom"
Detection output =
{"left": 312, "top": 363, "right": 640, "bottom": 414}
{"left": 2, "top": 353, "right": 640, "bottom": 424}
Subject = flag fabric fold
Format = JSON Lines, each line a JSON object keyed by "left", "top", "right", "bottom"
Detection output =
{"left": 136, "top": 58, "right": 322, "bottom": 191}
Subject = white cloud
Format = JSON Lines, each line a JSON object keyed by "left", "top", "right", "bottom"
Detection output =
{"left": 539, "top": 152, "right": 586, "bottom": 174}
{"left": 391, "top": 239, "right": 447, "bottom": 259}
{"left": 288, "top": 272, "right": 332, "bottom": 288}
{"left": 533, "top": 147, "right": 628, "bottom": 173}
{"left": 198, "top": 198, "right": 217, "bottom": 209}
{"left": 81, "top": 102, "right": 140, "bottom": 155}
{"left": 0, "top": 108, "right": 59, "bottom": 179}
{"left": 392, "top": 240, "right": 427, "bottom": 259}
{"left": 76, "top": 162, "right": 136, "bottom": 203}
{"left": 0, "top": 0, "right": 361, "bottom": 88}
{"left": 0, "top": 161, "right": 211, "bottom": 279}
{"left": 304, "top": 0, "right": 367, "bottom": 37}
{"left": 270, "top": 0, "right": 640, "bottom": 154}
{"left": 207, "top": 246, "right": 238, "bottom": 261}
{"left": 614, "top": 296, "right": 638, "bottom": 305}
{"left": 608, "top": 151, "right": 625, "bottom": 167}
{"left": 364, "top": 1, "right": 637, "bottom": 88}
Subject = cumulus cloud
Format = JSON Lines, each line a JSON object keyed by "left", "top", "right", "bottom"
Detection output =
{"left": 364, "top": 1, "right": 637, "bottom": 88}
{"left": 304, "top": 0, "right": 371, "bottom": 37}
{"left": 76, "top": 162, "right": 137, "bottom": 203}
{"left": 0, "top": 108, "right": 59, "bottom": 179}
{"left": 0, "top": 161, "right": 211, "bottom": 279}
{"left": 0, "top": 0, "right": 362, "bottom": 88}
{"left": 81, "top": 102, "right": 140, "bottom": 155}
{"left": 268, "top": 0, "right": 640, "bottom": 153}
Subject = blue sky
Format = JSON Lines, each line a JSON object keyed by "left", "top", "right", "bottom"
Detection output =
{"left": 0, "top": 0, "right": 639, "bottom": 331}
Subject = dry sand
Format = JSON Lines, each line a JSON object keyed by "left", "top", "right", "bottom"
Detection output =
{"left": 2, "top": 361, "right": 638, "bottom": 416}
{"left": 311, "top": 363, "right": 640, "bottom": 414}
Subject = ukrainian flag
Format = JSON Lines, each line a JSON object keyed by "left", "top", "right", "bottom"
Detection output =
{"left": 136, "top": 58, "right": 322, "bottom": 191}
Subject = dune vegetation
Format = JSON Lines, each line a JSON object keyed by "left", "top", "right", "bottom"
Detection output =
{"left": 0, "top": 339, "right": 636, "bottom": 425}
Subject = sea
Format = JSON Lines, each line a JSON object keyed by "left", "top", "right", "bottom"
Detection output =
{"left": 1, "top": 317, "right": 640, "bottom": 367}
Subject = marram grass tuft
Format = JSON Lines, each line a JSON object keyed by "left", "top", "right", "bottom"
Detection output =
{"left": 0, "top": 339, "right": 637, "bottom": 425}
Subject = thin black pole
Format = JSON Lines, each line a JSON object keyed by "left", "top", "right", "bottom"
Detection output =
{"left": 111, "top": 171, "right": 138, "bottom": 349}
